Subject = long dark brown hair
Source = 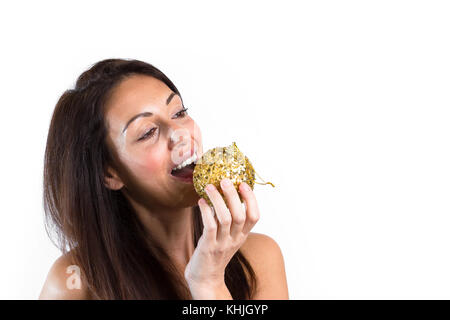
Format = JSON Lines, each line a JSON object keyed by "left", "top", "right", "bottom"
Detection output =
{"left": 43, "top": 58, "right": 257, "bottom": 299}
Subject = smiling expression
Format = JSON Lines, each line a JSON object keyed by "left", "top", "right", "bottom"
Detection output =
{"left": 103, "top": 74, "right": 203, "bottom": 209}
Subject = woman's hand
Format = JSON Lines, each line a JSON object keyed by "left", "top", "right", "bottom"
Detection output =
{"left": 184, "top": 178, "right": 260, "bottom": 298}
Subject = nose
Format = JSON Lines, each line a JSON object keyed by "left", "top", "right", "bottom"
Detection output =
{"left": 168, "top": 126, "right": 194, "bottom": 153}
{"left": 169, "top": 126, "right": 188, "bottom": 147}
{"left": 168, "top": 126, "right": 196, "bottom": 166}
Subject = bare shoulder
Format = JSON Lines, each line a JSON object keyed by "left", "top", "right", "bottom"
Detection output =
{"left": 240, "top": 232, "right": 289, "bottom": 299}
{"left": 39, "top": 253, "right": 91, "bottom": 300}
{"left": 240, "top": 232, "right": 285, "bottom": 269}
{"left": 241, "top": 232, "right": 280, "bottom": 253}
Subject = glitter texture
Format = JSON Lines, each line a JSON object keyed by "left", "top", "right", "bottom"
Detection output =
{"left": 193, "top": 141, "right": 273, "bottom": 207}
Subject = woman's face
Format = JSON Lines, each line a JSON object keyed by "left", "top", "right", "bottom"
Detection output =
{"left": 104, "top": 74, "right": 203, "bottom": 209}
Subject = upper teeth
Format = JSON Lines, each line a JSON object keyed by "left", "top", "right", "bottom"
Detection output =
{"left": 173, "top": 153, "right": 198, "bottom": 171}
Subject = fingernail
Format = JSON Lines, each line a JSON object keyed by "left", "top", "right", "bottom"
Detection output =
{"left": 242, "top": 182, "right": 251, "bottom": 192}
{"left": 221, "top": 178, "right": 232, "bottom": 188}
{"left": 205, "top": 184, "right": 215, "bottom": 192}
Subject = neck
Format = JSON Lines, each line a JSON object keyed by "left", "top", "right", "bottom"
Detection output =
{"left": 125, "top": 195, "right": 196, "bottom": 274}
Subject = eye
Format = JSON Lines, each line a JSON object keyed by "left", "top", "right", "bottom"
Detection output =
{"left": 138, "top": 127, "right": 157, "bottom": 141}
{"left": 173, "top": 107, "right": 189, "bottom": 119}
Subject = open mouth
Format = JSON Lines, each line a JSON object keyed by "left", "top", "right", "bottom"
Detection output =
{"left": 170, "top": 163, "right": 195, "bottom": 183}
{"left": 169, "top": 144, "right": 198, "bottom": 183}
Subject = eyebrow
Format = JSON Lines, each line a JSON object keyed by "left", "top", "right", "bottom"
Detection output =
{"left": 122, "top": 92, "right": 179, "bottom": 133}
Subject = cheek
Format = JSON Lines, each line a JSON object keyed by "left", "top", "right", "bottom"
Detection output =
{"left": 142, "top": 147, "right": 171, "bottom": 178}
{"left": 142, "top": 156, "right": 163, "bottom": 174}
{"left": 122, "top": 151, "right": 165, "bottom": 181}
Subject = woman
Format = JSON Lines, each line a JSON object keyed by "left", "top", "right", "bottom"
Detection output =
{"left": 39, "top": 58, "right": 288, "bottom": 299}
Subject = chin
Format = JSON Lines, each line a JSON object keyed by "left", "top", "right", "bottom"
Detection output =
{"left": 169, "top": 184, "right": 201, "bottom": 208}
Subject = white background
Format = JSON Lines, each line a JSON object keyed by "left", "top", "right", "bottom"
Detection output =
{"left": 0, "top": 0, "right": 449, "bottom": 299}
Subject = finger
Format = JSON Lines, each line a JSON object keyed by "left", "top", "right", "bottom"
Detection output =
{"left": 239, "top": 182, "right": 260, "bottom": 235}
{"left": 198, "top": 198, "right": 217, "bottom": 242}
{"left": 205, "top": 184, "right": 232, "bottom": 242}
{"left": 220, "top": 178, "right": 246, "bottom": 239}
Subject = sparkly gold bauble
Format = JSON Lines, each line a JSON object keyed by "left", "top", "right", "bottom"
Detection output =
{"left": 193, "top": 142, "right": 274, "bottom": 207}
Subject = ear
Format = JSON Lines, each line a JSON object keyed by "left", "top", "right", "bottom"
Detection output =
{"left": 104, "top": 166, "right": 124, "bottom": 190}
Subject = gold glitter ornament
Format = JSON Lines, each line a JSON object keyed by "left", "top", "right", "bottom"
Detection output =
{"left": 193, "top": 142, "right": 275, "bottom": 207}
